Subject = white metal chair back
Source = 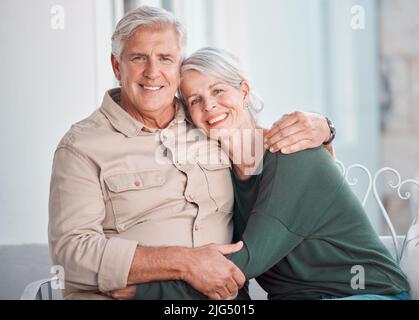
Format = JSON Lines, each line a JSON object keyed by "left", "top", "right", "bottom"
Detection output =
{"left": 335, "top": 160, "right": 419, "bottom": 263}
{"left": 400, "top": 211, "right": 419, "bottom": 300}
{"left": 410, "top": 172, "right": 419, "bottom": 221}
{"left": 20, "top": 275, "right": 59, "bottom": 300}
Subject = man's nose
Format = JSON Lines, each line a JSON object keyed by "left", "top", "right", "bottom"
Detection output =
{"left": 143, "top": 60, "right": 160, "bottom": 79}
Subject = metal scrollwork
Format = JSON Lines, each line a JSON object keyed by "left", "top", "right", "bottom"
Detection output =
{"left": 336, "top": 161, "right": 419, "bottom": 263}
{"left": 336, "top": 160, "right": 372, "bottom": 207}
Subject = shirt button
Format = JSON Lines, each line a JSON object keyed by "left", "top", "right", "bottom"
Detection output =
{"left": 194, "top": 225, "right": 199, "bottom": 231}
{"left": 134, "top": 180, "right": 141, "bottom": 187}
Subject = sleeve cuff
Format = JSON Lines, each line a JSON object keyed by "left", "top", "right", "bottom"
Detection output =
{"left": 98, "top": 237, "right": 138, "bottom": 292}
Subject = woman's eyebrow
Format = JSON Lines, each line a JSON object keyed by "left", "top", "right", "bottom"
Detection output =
{"left": 209, "top": 82, "right": 225, "bottom": 89}
{"left": 185, "top": 82, "right": 225, "bottom": 100}
{"left": 185, "top": 93, "right": 199, "bottom": 100}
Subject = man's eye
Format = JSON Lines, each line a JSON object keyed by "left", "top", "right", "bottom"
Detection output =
{"left": 133, "top": 56, "right": 146, "bottom": 62}
{"left": 213, "top": 89, "right": 224, "bottom": 95}
{"left": 161, "top": 56, "right": 173, "bottom": 63}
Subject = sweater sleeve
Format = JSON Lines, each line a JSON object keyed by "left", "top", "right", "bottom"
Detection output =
{"left": 230, "top": 214, "right": 304, "bottom": 279}
{"left": 229, "top": 147, "right": 345, "bottom": 279}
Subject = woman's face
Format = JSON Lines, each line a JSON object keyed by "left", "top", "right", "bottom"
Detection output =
{"left": 180, "top": 70, "right": 249, "bottom": 138}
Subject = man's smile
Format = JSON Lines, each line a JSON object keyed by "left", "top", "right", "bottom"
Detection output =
{"left": 140, "top": 85, "right": 164, "bottom": 91}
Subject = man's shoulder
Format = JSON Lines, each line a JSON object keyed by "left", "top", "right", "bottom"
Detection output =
{"left": 57, "top": 108, "right": 110, "bottom": 150}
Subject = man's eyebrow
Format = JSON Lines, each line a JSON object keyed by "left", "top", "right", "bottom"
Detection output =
{"left": 127, "top": 52, "right": 147, "bottom": 57}
{"left": 127, "top": 53, "right": 177, "bottom": 59}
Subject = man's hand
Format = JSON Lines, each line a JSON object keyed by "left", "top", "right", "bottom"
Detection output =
{"left": 182, "top": 241, "right": 245, "bottom": 300}
{"left": 264, "top": 111, "right": 331, "bottom": 154}
{"left": 105, "top": 285, "right": 137, "bottom": 300}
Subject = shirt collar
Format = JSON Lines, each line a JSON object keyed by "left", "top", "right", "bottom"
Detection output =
{"left": 100, "top": 88, "right": 191, "bottom": 137}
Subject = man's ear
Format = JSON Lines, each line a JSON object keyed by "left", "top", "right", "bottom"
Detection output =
{"left": 241, "top": 80, "right": 251, "bottom": 102}
{"left": 111, "top": 54, "right": 121, "bottom": 81}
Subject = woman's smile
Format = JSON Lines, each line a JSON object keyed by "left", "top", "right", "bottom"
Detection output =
{"left": 207, "top": 113, "right": 229, "bottom": 127}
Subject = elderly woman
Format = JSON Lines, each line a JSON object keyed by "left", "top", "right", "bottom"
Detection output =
{"left": 119, "top": 47, "right": 409, "bottom": 300}
{"left": 177, "top": 47, "right": 410, "bottom": 300}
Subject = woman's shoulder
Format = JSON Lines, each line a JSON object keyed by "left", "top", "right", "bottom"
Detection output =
{"left": 262, "top": 146, "right": 343, "bottom": 191}
{"left": 264, "top": 146, "right": 332, "bottom": 171}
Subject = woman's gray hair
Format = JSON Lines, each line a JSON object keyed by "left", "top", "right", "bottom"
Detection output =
{"left": 180, "top": 47, "right": 264, "bottom": 118}
{"left": 111, "top": 6, "right": 187, "bottom": 61}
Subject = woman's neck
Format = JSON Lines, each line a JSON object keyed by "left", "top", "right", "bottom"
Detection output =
{"left": 219, "top": 110, "right": 267, "bottom": 180}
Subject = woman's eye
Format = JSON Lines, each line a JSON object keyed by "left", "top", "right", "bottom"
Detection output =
{"left": 213, "top": 89, "right": 224, "bottom": 95}
{"left": 190, "top": 98, "right": 201, "bottom": 106}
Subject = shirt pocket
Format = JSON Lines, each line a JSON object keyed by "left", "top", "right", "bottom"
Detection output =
{"left": 104, "top": 170, "right": 165, "bottom": 231}
{"left": 198, "top": 162, "right": 234, "bottom": 213}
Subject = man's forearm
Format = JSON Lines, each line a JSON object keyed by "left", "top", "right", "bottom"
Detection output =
{"left": 126, "top": 242, "right": 245, "bottom": 300}
{"left": 127, "top": 245, "right": 188, "bottom": 285}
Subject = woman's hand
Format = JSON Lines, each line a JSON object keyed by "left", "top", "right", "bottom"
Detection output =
{"left": 264, "top": 111, "right": 331, "bottom": 154}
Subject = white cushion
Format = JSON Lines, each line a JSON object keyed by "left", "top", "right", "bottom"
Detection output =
{"left": 400, "top": 220, "right": 419, "bottom": 300}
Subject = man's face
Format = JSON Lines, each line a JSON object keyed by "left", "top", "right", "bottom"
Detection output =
{"left": 112, "top": 26, "right": 182, "bottom": 116}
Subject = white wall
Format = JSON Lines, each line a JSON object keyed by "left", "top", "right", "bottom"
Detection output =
{"left": 0, "top": 0, "right": 116, "bottom": 244}
{"left": 244, "top": 0, "right": 327, "bottom": 125}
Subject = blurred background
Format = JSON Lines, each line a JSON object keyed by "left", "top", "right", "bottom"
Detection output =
{"left": 0, "top": 0, "right": 418, "bottom": 298}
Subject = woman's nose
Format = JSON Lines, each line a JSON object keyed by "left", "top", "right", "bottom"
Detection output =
{"left": 203, "top": 98, "right": 216, "bottom": 112}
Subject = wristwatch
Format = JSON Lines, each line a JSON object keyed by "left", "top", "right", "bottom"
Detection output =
{"left": 323, "top": 117, "right": 336, "bottom": 145}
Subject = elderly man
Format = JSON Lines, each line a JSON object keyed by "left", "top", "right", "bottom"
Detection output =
{"left": 49, "top": 6, "right": 336, "bottom": 300}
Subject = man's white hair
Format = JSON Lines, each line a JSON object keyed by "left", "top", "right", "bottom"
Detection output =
{"left": 180, "top": 47, "right": 264, "bottom": 118}
{"left": 111, "top": 5, "right": 187, "bottom": 61}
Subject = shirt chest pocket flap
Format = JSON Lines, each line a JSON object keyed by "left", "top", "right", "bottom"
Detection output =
{"left": 104, "top": 170, "right": 166, "bottom": 227}
{"left": 104, "top": 170, "right": 165, "bottom": 193}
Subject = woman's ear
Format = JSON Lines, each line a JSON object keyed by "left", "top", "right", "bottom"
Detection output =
{"left": 240, "top": 80, "right": 251, "bottom": 102}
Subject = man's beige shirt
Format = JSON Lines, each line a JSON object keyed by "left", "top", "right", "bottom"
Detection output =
{"left": 48, "top": 88, "right": 234, "bottom": 299}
